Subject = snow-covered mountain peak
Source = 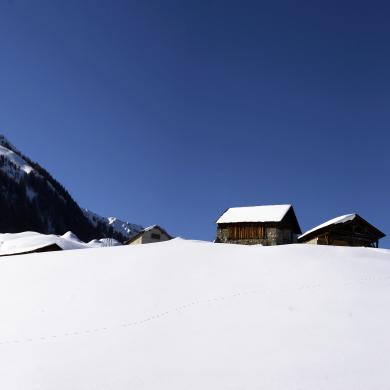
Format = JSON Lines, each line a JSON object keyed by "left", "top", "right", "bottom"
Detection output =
{"left": 83, "top": 209, "right": 143, "bottom": 241}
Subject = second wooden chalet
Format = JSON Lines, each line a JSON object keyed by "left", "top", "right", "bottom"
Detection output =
{"left": 215, "top": 204, "right": 302, "bottom": 246}
{"left": 298, "top": 214, "right": 385, "bottom": 247}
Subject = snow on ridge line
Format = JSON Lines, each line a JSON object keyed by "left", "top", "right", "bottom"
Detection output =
{"left": 0, "top": 135, "right": 34, "bottom": 175}
{"left": 0, "top": 135, "right": 20, "bottom": 154}
{"left": 83, "top": 208, "right": 143, "bottom": 239}
{"left": 0, "top": 144, "right": 34, "bottom": 176}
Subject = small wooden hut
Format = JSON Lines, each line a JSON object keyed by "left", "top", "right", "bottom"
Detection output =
{"left": 215, "top": 204, "right": 302, "bottom": 246}
{"left": 298, "top": 214, "right": 385, "bottom": 247}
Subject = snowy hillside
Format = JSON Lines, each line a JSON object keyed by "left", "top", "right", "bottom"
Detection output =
{"left": 0, "top": 240, "right": 389, "bottom": 389}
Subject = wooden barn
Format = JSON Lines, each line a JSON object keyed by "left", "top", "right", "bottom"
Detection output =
{"left": 298, "top": 214, "right": 385, "bottom": 247}
{"left": 124, "top": 225, "right": 172, "bottom": 245}
{"left": 215, "top": 204, "right": 302, "bottom": 246}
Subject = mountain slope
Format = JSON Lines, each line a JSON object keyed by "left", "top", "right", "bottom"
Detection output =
{"left": 0, "top": 135, "right": 141, "bottom": 242}
{"left": 83, "top": 208, "right": 143, "bottom": 241}
{"left": 0, "top": 241, "right": 389, "bottom": 389}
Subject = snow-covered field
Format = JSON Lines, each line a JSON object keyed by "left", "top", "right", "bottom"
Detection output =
{"left": 0, "top": 239, "right": 389, "bottom": 389}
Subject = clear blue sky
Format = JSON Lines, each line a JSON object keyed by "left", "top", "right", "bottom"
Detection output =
{"left": 0, "top": 0, "right": 389, "bottom": 246}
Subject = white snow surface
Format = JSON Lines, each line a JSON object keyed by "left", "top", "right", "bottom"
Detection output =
{"left": 217, "top": 204, "right": 292, "bottom": 223}
{"left": 87, "top": 238, "right": 122, "bottom": 247}
{"left": 299, "top": 214, "right": 356, "bottom": 240}
{"left": 0, "top": 239, "right": 390, "bottom": 389}
{"left": 61, "top": 231, "right": 84, "bottom": 242}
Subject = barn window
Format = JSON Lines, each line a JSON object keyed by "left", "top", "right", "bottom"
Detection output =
{"left": 151, "top": 233, "right": 161, "bottom": 240}
{"left": 227, "top": 225, "right": 265, "bottom": 240}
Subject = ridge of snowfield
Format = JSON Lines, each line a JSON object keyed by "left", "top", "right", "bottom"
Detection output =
{"left": 83, "top": 208, "right": 143, "bottom": 239}
{"left": 0, "top": 240, "right": 389, "bottom": 389}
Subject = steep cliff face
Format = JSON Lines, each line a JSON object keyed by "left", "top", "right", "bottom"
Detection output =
{"left": 0, "top": 135, "right": 142, "bottom": 242}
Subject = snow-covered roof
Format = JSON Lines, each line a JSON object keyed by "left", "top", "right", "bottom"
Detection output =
{"left": 299, "top": 214, "right": 356, "bottom": 240}
{"left": 143, "top": 225, "right": 159, "bottom": 232}
{"left": 216, "top": 204, "right": 292, "bottom": 224}
{"left": 0, "top": 231, "right": 88, "bottom": 256}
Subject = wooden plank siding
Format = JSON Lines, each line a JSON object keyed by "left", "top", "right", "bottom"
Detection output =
{"left": 227, "top": 224, "right": 266, "bottom": 240}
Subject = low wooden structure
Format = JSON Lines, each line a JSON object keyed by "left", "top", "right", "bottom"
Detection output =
{"left": 215, "top": 204, "right": 302, "bottom": 246}
{"left": 298, "top": 214, "right": 385, "bottom": 248}
{"left": 124, "top": 225, "right": 172, "bottom": 245}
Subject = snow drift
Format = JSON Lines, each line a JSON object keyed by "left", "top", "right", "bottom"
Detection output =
{"left": 0, "top": 231, "right": 122, "bottom": 256}
{"left": 0, "top": 231, "right": 87, "bottom": 256}
{"left": 0, "top": 239, "right": 389, "bottom": 389}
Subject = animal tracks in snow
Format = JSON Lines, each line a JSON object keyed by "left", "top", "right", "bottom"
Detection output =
{"left": 1, "top": 273, "right": 390, "bottom": 346}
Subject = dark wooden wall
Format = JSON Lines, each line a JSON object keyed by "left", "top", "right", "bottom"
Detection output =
{"left": 226, "top": 224, "right": 266, "bottom": 240}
